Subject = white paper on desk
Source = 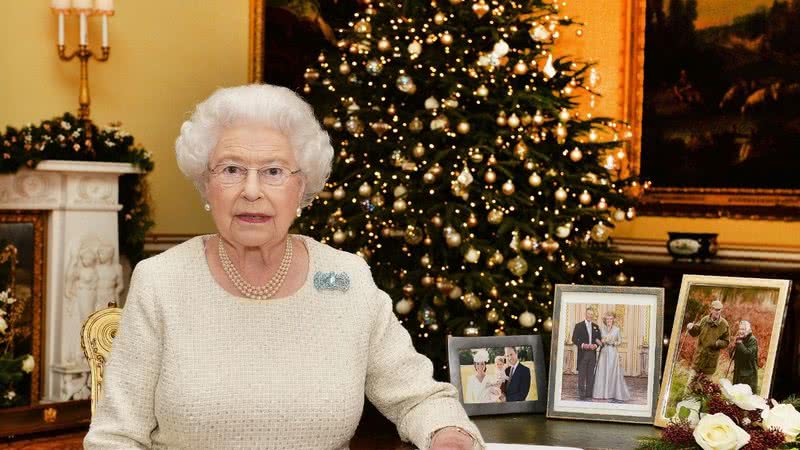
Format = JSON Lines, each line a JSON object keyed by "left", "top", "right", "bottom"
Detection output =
{"left": 486, "top": 444, "right": 583, "bottom": 450}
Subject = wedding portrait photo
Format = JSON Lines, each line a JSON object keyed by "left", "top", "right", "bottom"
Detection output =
{"left": 548, "top": 285, "right": 664, "bottom": 424}
{"left": 655, "top": 275, "right": 792, "bottom": 426}
{"left": 448, "top": 335, "right": 547, "bottom": 416}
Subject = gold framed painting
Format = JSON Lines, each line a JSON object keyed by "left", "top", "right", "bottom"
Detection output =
{"left": 625, "top": 0, "right": 800, "bottom": 219}
{"left": 0, "top": 212, "right": 46, "bottom": 409}
{"left": 248, "top": 0, "right": 362, "bottom": 88}
{"left": 654, "top": 275, "right": 792, "bottom": 427}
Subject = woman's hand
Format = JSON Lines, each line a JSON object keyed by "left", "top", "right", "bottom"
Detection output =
{"left": 430, "top": 427, "right": 476, "bottom": 450}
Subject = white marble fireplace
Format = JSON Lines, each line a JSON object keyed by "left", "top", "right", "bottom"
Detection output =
{"left": 0, "top": 160, "right": 137, "bottom": 402}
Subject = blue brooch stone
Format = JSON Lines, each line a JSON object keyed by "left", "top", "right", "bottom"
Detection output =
{"left": 313, "top": 271, "right": 350, "bottom": 292}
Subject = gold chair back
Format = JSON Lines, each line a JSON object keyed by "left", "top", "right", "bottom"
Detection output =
{"left": 80, "top": 303, "right": 122, "bottom": 415}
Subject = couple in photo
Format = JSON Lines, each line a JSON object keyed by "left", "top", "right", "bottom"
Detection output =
{"left": 573, "top": 308, "right": 630, "bottom": 402}
{"left": 465, "top": 347, "right": 531, "bottom": 403}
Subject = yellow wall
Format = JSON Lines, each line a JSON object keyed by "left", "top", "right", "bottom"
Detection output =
{"left": 0, "top": 0, "right": 247, "bottom": 235}
{"left": 1, "top": 1, "right": 797, "bottom": 245}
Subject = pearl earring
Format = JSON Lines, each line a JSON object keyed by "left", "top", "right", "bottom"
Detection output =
{"left": 204, "top": 203, "right": 211, "bottom": 212}
{"left": 296, "top": 207, "right": 302, "bottom": 217}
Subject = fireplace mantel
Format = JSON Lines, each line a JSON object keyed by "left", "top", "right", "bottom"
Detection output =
{"left": 0, "top": 160, "right": 138, "bottom": 403}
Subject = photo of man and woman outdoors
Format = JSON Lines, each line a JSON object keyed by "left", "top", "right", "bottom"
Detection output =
{"left": 656, "top": 277, "right": 791, "bottom": 426}
{"left": 458, "top": 346, "right": 537, "bottom": 404}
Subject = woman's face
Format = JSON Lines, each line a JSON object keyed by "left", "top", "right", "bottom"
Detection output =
{"left": 605, "top": 315, "right": 614, "bottom": 326}
{"left": 205, "top": 125, "right": 305, "bottom": 249}
{"left": 475, "top": 362, "right": 486, "bottom": 375}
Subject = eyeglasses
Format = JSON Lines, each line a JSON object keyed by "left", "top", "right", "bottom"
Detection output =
{"left": 207, "top": 163, "right": 302, "bottom": 186}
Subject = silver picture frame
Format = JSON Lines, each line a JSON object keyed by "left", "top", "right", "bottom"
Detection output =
{"left": 447, "top": 334, "right": 547, "bottom": 416}
{"left": 547, "top": 285, "right": 664, "bottom": 424}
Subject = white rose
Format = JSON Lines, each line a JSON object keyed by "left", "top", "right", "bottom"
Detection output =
{"left": 720, "top": 378, "right": 768, "bottom": 411}
{"left": 0, "top": 316, "right": 7, "bottom": 334}
{"left": 21, "top": 355, "right": 35, "bottom": 373}
{"left": 761, "top": 403, "right": 800, "bottom": 442}
{"left": 693, "top": 413, "right": 751, "bottom": 450}
{"left": 674, "top": 398, "right": 702, "bottom": 426}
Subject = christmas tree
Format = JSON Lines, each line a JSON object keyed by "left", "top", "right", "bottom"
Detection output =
{"left": 296, "top": 0, "right": 637, "bottom": 372}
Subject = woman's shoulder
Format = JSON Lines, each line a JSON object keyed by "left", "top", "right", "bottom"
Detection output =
{"left": 130, "top": 235, "right": 206, "bottom": 277}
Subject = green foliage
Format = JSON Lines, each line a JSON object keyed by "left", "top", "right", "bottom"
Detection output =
{"left": 636, "top": 437, "right": 696, "bottom": 450}
{"left": 1, "top": 113, "right": 155, "bottom": 264}
{"left": 296, "top": 0, "right": 637, "bottom": 372}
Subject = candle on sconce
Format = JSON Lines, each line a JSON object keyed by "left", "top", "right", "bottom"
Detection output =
{"left": 101, "top": 15, "right": 108, "bottom": 47}
{"left": 95, "top": 0, "right": 115, "bottom": 12}
{"left": 79, "top": 13, "right": 88, "bottom": 46}
{"left": 50, "top": 0, "right": 70, "bottom": 9}
{"left": 58, "top": 13, "right": 65, "bottom": 46}
{"left": 72, "top": 0, "right": 93, "bottom": 9}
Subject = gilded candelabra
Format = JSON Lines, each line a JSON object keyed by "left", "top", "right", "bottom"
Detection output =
{"left": 52, "top": 0, "right": 114, "bottom": 120}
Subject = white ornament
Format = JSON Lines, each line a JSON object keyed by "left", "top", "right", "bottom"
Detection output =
{"left": 424, "top": 96, "right": 440, "bottom": 110}
{"left": 543, "top": 54, "right": 557, "bottom": 78}
{"left": 492, "top": 40, "right": 510, "bottom": 57}
{"left": 395, "top": 298, "right": 414, "bottom": 315}
{"left": 519, "top": 311, "right": 536, "bottom": 328}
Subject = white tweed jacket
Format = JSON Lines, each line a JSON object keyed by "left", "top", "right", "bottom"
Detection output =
{"left": 83, "top": 235, "right": 483, "bottom": 449}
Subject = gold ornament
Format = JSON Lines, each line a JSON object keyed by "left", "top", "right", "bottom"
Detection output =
{"left": 402, "top": 283, "right": 415, "bottom": 296}
{"left": 569, "top": 147, "right": 583, "bottom": 162}
{"left": 424, "top": 96, "right": 440, "bottom": 110}
{"left": 484, "top": 169, "right": 497, "bottom": 184}
{"left": 421, "top": 274, "right": 434, "bottom": 287}
{"left": 554, "top": 187, "right": 568, "bottom": 202}
{"left": 494, "top": 329, "right": 506, "bottom": 336}
{"left": 434, "top": 11, "right": 446, "bottom": 25}
{"left": 333, "top": 229, "right": 347, "bottom": 243}
{"left": 467, "top": 213, "right": 478, "bottom": 228}
{"left": 339, "top": 62, "right": 351, "bottom": 75}
{"left": 520, "top": 237, "right": 533, "bottom": 252}
{"left": 470, "top": 152, "right": 484, "bottom": 163}
{"left": 304, "top": 68, "right": 320, "bottom": 81}
{"left": 421, "top": 254, "right": 432, "bottom": 266}
{"left": 475, "top": 84, "right": 489, "bottom": 97}
{"left": 409, "top": 117, "right": 424, "bottom": 132}
{"left": 487, "top": 309, "right": 500, "bottom": 323}
{"left": 591, "top": 222, "right": 610, "bottom": 242}
{"left": 528, "top": 173, "right": 542, "bottom": 187}
{"left": 541, "top": 238, "right": 560, "bottom": 258}
{"left": 456, "top": 121, "right": 470, "bottom": 134}
{"left": 514, "top": 141, "right": 528, "bottom": 160}
{"left": 543, "top": 318, "right": 554, "bottom": 332}
{"left": 579, "top": 190, "right": 592, "bottom": 205}
{"left": 371, "top": 193, "right": 385, "bottom": 207}
{"left": 502, "top": 180, "right": 515, "bottom": 195}
{"left": 513, "top": 60, "right": 528, "bottom": 75}
{"left": 431, "top": 215, "right": 444, "bottom": 227}
{"left": 615, "top": 272, "right": 629, "bottom": 285}
{"left": 358, "top": 182, "right": 372, "bottom": 197}
{"left": 487, "top": 209, "right": 504, "bottom": 225}
{"left": 626, "top": 207, "right": 637, "bottom": 220}
{"left": 393, "top": 198, "right": 408, "bottom": 212}
{"left": 333, "top": 186, "right": 346, "bottom": 200}
{"left": 354, "top": 19, "right": 371, "bottom": 34}
{"left": 412, "top": 142, "right": 426, "bottom": 159}
{"left": 446, "top": 231, "right": 462, "bottom": 248}
{"left": 563, "top": 257, "right": 579, "bottom": 274}
{"left": 519, "top": 311, "right": 536, "bottom": 328}
{"left": 507, "top": 255, "right": 529, "bottom": 277}
{"left": 423, "top": 172, "right": 437, "bottom": 184}
{"left": 404, "top": 225, "right": 424, "bottom": 245}
{"left": 559, "top": 108, "right": 570, "bottom": 122}
{"left": 424, "top": 236, "right": 433, "bottom": 246}
{"left": 462, "top": 292, "right": 482, "bottom": 310}
{"left": 471, "top": 0, "right": 489, "bottom": 18}
{"left": 488, "top": 250, "right": 504, "bottom": 267}
{"left": 496, "top": 111, "right": 507, "bottom": 127}
{"left": 533, "top": 110, "right": 544, "bottom": 125}
{"left": 449, "top": 0, "right": 463, "bottom": 4}
{"left": 487, "top": 154, "right": 497, "bottom": 166}
{"left": 378, "top": 37, "right": 391, "bottom": 52}
{"left": 448, "top": 286, "right": 463, "bottom": 300}
{"left": 489, "top": 286, "right": 499, "bottom": 298}
{"left": 371, "top": 120, "right": 391, "bottom": 136}
{"left": 387, "top": 104, "right": 397, "bottom": 115}
{"left": 430, "top": 114, "right": 450, "bottom": 131}
{"left": 433, "top": 295, "right": 446, "bottom": 307}
{"left": 345, "top": 116, "right": 365, "bottom": 135}
{"left": 440, "top": 31, "right": 453, "bottom": 46}
{"left": 463, "top": 325, "right": 480, "bottom": 337}
{"left": 507, "top": 113, "right": 520, "bottom": 128}
{"left": 431, "top": 163, "right": 443, "bottom": 176}
{"left": 521, "top": 114, "right": 532, "bottom": 126}
{"left": 612, "top": 208, "right": 625, "bottom": 221}
{"left": 464, "top": 246, "right": 481, "bottom": 263}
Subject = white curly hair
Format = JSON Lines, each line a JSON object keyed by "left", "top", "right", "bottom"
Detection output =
{"left": 175, "top": 84, "right": 333, "bottom": 207}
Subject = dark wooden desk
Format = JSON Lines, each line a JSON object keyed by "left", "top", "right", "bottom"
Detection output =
{"left": 352, "top": 405, "right": 660, "bottom": 450}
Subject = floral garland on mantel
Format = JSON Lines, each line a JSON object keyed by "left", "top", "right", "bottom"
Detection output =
{"left": 637, "top": 375, "right": 800, "bottom": 450}
{"left": 1, "top": 113, "right": 155, "bottom": 264}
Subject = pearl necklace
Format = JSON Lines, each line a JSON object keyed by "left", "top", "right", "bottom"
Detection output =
{"left": 217, "top": 236, "right": 293, "bottom": 300}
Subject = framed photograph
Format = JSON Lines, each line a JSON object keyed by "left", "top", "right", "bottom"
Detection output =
{"left": 625, "top": 0, "right": 800, "bottom": 218}
{"left": 655, "top": 275, "right": 792, "bottom": 427}
{"left": 447, "top": 335, "right": 547, "bottom": 416}
{"left": 547, "top": 285, "right": 664, "bottom": 424}
{"left": 0, "top": 212, "right": 46, "bottom": 409}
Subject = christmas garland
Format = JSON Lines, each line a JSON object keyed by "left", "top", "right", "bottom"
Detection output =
{"left": 1, "top": 113, "right": 154, "bottom": 264}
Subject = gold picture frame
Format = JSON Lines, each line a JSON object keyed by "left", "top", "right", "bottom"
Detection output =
{"left": 624, "top": 0, "right": 800, "bottom": 219}
{"left": 0, "top": 212, "right": 46, "bottom": 407}
{"left": 655, "top": 275, "right": 792, "bottom": 427}
{"left": 248, "top": 0, "right": 265, "bottom": 83}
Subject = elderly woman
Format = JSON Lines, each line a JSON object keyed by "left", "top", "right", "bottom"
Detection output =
{"left": 84, "top": 85, "right": 483, "bottom": 450}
